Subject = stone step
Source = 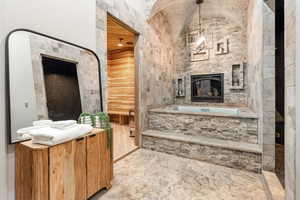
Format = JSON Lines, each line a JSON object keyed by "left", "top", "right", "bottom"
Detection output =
{"left": 262, "top": 171, "right": 285, "bottom": 200}
{"left": 148, "top": 110, "right": 259, "bottom": 144}
{"left": 142, "top": 130, "right": 262, "bottom": 173}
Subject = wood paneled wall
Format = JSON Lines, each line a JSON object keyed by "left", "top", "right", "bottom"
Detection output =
{"left": 107, "top": 50, "right": 135, "bottom": 115}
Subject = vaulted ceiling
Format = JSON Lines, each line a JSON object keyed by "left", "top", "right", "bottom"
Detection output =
{"left": 148, "top": 0, "right": 249, "bottom": 41}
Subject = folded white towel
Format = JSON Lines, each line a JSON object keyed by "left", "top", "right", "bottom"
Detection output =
{"left": 51, "top": 120, "right": 77, "bottom": 130}
{"left": 33, "top": 120, "right": 53, "bottom": 126}
{"left": 17, "top": 125, "right": 50, "bottom": 137}
{"left": 30, "top": 124, "right": 93, "bottom": 146}
{"left": 22, "top": 134, "right": 32, "bottom": 140}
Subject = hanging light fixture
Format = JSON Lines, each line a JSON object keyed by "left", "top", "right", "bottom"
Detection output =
{"left": 117, "top": 38, "right": 124, "bottom": 47}
{"left": 195, "top": 0, "right": 205, "bottom": 50}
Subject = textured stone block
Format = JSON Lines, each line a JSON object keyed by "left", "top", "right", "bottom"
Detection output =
{"left": 142, "top": 135, "right": 262, "bottom": 173}
{"left": 149, "top": 112, "right": 259, "bottom": 144}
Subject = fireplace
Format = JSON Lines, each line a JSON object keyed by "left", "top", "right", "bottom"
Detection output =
{"left": 191, "top": 73, "right": 224, "bottom": 102}
{"left": 42, "top": 56, "right": 82, "bottom": 120}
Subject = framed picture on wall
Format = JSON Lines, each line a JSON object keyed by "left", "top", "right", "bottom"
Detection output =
{"left": 215, "top": 38, "right": 229, "bottom": 55}
{"left": 191, "top": 48, "right": 209, "bottom": 61}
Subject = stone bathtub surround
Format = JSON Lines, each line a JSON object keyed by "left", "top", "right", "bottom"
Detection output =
{"left": 143, "top": 104, "right": 262, "bottom": 172}
{"left": 30, "top": 34, "right": 101, "bottom": 119}
{"left": 149, "top": 107, "right": 259, "bottom": 144}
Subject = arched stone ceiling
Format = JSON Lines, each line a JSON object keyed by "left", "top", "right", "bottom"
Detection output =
{"left": 148, "top": 0, "right": 249, "bottom": 41}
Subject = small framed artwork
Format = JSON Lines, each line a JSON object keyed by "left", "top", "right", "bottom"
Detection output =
{"left": 191, "top": 48, "right": 209, "bottom": 62}
{"left": 215, "top": 38, "right": 229, "bottom": 55}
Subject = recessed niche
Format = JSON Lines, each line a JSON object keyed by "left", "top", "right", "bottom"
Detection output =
{"left": 231, "top": 63, "right": 245, "bottom": 90}
{"left": 175, "top": 75, "right": 186, "bottom": 97}
{"left": 215, "top": 38, "right": 229, "bottom": 55}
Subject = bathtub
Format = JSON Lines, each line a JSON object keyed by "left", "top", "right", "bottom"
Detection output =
{"left": 165, "top": 105, "right": 240, "bottom": 116}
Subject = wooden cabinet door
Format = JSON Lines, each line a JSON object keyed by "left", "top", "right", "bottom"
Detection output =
{"left": 98, "top": 132, "right": 113, "bottom": 188}
{"left": 87, "top": 131, "right": 113, "bottom": 197}
{"left": 16, "top": 144, "right": 49, "bottom": 200}
{"left": 86, "top": 133, "right": 100, "bottom": 198}
{"left": 49, "top": 138, "right": 87, "bottom": 200}
{"left": 74, "top": 137, "right": 87, "bottom": 200}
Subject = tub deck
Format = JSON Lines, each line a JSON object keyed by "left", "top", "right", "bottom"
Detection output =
{"left": 149, "top": 105, "right": 257, "bottom": 119}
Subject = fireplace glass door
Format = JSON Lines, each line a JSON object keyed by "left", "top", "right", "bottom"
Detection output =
{"left": 191, "top": 74, "right": 224, "bottom": 102}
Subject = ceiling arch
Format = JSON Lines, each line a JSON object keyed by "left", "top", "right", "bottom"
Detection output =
{"left": 148, "top": 0, "right": 249, "bottom": 41}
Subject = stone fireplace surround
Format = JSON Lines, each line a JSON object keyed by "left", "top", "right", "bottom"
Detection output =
{"left": 175, "top": 72, "right": 246, "bottom": 107}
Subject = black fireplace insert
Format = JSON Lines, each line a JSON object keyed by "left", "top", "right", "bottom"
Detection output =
{"left": 191, "top": 73, "right": 224, "bottom": 102}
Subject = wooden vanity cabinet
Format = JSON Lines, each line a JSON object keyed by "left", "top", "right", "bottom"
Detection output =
{"left": 16, "top": 129, "right": 113, "bottom": 200}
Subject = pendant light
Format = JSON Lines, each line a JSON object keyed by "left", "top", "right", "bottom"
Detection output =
{"left": 118, "top": 38, "right": 124, "bottom": 47}
{"left": 196, "top": 0, "right": 205, "bottom": 49}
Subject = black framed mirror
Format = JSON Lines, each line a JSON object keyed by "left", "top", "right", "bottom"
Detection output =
{"left": 5, "top": 29, "right": 103, "bottom": 144}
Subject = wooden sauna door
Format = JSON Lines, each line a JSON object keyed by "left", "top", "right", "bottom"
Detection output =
{"left": 49, "top": 138, "right": 87, "bottom": 200}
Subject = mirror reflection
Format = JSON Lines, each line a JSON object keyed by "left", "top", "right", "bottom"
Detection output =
{"left": 8, "top": 30, "right": 102, "bottom": 143}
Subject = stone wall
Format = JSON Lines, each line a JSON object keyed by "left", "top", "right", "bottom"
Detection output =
{"left": 247, "top": 0, "right": 275, "bottom": 171}
{"left": 262, "top": 5, "right": 276, "bottom": 171}
{"left": 174, "top": 0, "right": 249, "bottom": 105}
{"left": 247, "top": 0, "right": 263, "bottom": 116}
{"left": 95, "top": 0, "right": 176, "bottom": 132}
{"left": 29, "top": 34, "right": 101, "bottom": 120}
{"left": 285, "top": 0, "right": 297, "bottom": 198}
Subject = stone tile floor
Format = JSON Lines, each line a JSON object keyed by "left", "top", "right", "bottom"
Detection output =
{"left": 92, "top": 149, "right": 268, "bottom": 200}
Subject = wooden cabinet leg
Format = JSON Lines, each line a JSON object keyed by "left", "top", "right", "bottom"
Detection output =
{"left": 106, "top": 183, "right": 112, "bottom": 190}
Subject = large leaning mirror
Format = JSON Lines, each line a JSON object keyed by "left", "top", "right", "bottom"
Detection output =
{"left": 6, "top": 29, "right": 103, "bottom": 144}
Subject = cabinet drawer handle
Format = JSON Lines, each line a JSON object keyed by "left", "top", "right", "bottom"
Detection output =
{"left": 76, "top": 137, "right": 84, "bottom": 142}
{"left": 89, "top": 134, "right": 97, "bottom": 138}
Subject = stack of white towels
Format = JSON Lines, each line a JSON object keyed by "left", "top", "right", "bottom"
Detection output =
{"left": 17, "top": 120, "right": 93, "bottom": 146}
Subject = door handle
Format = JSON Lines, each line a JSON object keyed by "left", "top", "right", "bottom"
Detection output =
{"left": 76, "top": 137, "right": 84, "bottom": 142}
